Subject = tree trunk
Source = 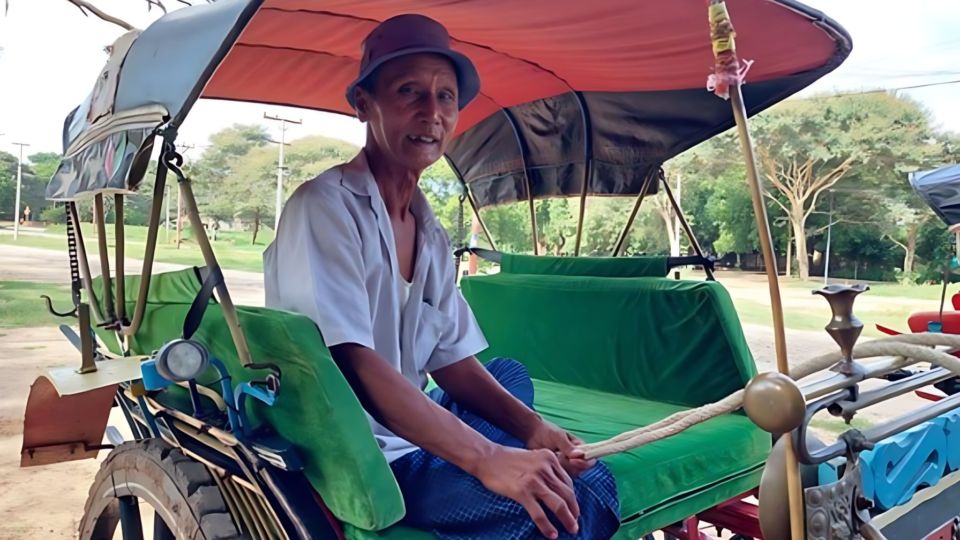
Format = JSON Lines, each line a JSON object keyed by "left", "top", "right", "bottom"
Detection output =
{"left": 251, "top": 209, "right": 261, "bottom": 245}
{"left": 785, "top": 225, "right": 792, "bottom": 278}
{"left": 791, "top": 213, "right": 809, "bottom": 281}
{"left": 904, "top": 223, "right": 918, "bottom": 275}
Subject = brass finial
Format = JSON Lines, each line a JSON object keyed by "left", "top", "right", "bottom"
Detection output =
{"left": 813, "top": 283, "right": 869, "bottom": 375}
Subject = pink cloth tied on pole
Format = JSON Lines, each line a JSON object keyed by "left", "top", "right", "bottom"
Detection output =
{"left": 705, "top": 0, "right": 752, "bottom": 100}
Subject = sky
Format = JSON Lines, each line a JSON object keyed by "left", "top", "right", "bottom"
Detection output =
{"left": 1, "top": 0, "right": 959, "bottom": 161}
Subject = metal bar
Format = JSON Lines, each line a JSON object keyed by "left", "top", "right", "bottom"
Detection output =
{"left": 444, "top": 155, "right": 497, "bottom": 251}
{"left": 69, "top": 203, "right": 106, "bottom": 323}
{"left": 574, "top": 91, "right": 593, "bottom": 256}
{"left": 501, "top": 109, "right": 539, "bottom": 254}
{"left": 179, "top": 177, "right": 254, "bottom": 366}
{"left": 862, "top": 391, "right": 960, "bottom": 444}
{"left": 153, "top": 513, "right": 175, "bottom": 540}
{"left": 120, "top": 161, "right": 168, "bottom": 336}
{"left": 137, "top": 393, "right": 240, "bottom": 447}
{"left": 77, "top": 303, "right": 97, "bottom": 374}
{"left": 801, "top": 391, "right": 960, "bottom": 465}
{"left": 798, "top": 356, "right": 920, "bottom": 400}
{"left": 94, "top": 194, "right": 117, "bottom": 322}
{"left": 660, "top": 174, "right": 716, "bottom": 280}
{"left": 216, "top": 475, "right": 256, "bottom": 538}
{"left": 836, "top": 368, "right": 953, "bottom": 417}
{"left": 612, "top": 168, "right": 657, "bottom": 256}
{"left": 466, "top": 191, "right": 497, "bottom": 252}
{"left": 114, "top": 194, "right": 125, "bottom": 323}
{"left": 118, "top": 495, "right": 144, "bottom": 540}
{"left": 236, "top": 479, "right": 274, "bottom": 538}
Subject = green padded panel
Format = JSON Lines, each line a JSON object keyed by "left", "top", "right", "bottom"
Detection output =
{"left": 500, "top": 253, "right": 669, "bottom": 277}
{"left": 534, "top": 380, "right": 769, "bottom": 536}
{"left": 91, "top": 269, "right": 405, "bottom": 532}
{"left": 460, "top": 273, "right": 757, "bottom": 407}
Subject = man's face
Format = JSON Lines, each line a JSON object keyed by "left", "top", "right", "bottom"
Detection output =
{"left": 355, "top": 53, "right": 460, "bottom": 173}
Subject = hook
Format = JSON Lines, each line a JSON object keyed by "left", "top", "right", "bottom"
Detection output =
{"left": 41, "top": 295, "right": 77, "bottom": 318}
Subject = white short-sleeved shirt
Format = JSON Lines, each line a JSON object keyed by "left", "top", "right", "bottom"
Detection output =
{"left": 263, "top": 151, "right": 489, "bottom": 462}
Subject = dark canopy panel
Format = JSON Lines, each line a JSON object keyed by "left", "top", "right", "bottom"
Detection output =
{"left": 910, "top": 164, "right": 960, "bottom": 228}
{"left": 447, "top": 71, "right": 835, "bottom": 208}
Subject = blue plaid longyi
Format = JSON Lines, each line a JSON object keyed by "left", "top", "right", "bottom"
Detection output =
{"left": 390, "top": 358, "right": 621, "bottom": 539}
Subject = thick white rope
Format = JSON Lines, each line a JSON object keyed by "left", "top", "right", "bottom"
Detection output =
{"left": 578, "top": 333, "right": 960, "bottom": 460}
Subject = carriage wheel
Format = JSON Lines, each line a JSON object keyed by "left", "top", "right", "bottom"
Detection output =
{"left": 79, "top": 439, "right": 242, "bottom": 539}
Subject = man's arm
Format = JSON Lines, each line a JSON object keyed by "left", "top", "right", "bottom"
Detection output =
{"left": 331, "top": 344, "right": 581, "bottom": 539}
{"left": 430, "top": 357, "right": 596, "bottom": 477}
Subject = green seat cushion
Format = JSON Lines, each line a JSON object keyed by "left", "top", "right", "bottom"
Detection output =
{"left": 534, "top": 379, "right": 768, "bottom": 537}
{"left": 500, "top": 253, "right": 669, "bottom": 278}
{"left": 92, "top": 269, "right": 405, "bottom": 532}
{"left": 460, "top": 273, "right": 756, "bottom": 407}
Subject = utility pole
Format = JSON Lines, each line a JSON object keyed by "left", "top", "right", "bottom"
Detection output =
{"left": 824, "top": 190, "right": 834, "bottom": 285}
{"left": 264, "top": 113, "right": 302, "bottom": 231}
{"left": 11, "top": 141, "right": 29, "bottom": 240}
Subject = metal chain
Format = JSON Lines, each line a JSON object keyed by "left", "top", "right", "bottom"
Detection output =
{"left": 65, "top": 201, "right": 82, "bottom": 308}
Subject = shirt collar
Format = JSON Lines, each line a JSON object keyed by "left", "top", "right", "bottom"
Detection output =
{"left": 340, "top": 150, "right": 445, "bottom": 239}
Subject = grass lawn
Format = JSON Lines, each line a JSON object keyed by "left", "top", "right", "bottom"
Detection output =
{"left": 0, "top": 223, "right": 272, "bottom": 273}
{"left": 0, "top": 281, "right": 72, "bottom": 328}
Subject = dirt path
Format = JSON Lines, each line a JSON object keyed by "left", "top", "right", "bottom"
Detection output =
{"left": 0, "top": 327, "right": 110, "bottom": 538}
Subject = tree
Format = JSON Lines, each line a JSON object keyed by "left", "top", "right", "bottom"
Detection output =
{"left": 882, "top": 200, "right": 930, "bottom": 279}
{"left": 760, "top": 151, "right": 854, "bottom": 280}
{"left": 754, "top": 93, "right": 944, "bottom": 280}
{"left": 19, "top": 1, "right": 216, "bottom": 32}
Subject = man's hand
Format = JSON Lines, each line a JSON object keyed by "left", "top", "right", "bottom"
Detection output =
{"left": 525, "top": 421, "right": 596, "bottom": 478}
{"left": 471, "top": 446, "right": 581, "bottom": 539}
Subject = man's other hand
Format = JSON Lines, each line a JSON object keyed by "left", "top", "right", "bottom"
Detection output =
{"left": 472, "top": 446, "right": 581, "bottom": 539}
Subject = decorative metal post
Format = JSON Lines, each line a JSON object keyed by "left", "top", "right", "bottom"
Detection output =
{"left": 813, "top": 284, "right": 869, "bottom": 376}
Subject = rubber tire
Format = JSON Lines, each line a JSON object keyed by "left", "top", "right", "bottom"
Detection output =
{"left": 79, "top": 438, "right": 243, "bottom": 539}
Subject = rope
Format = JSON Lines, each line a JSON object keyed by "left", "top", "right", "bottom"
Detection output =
{"left": 578, "top": 333, "right": 960, "bottom": 459}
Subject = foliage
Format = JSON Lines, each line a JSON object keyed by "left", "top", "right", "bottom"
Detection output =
{"left": 0, "top": 150, "right": 48, "bottom": 221}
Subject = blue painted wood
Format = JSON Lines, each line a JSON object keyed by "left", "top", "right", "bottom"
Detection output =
{"left": 816, "top": 408, "right": 960, "bottom": 512}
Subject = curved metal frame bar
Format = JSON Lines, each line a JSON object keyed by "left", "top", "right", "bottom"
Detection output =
{"left": 612, "top": 168, "right": 658, "bottom": 257}
{"left": 114, "top": 194, "right": 126, "bottom": 324}
{"left": 94, "top": 194, "right": 116, "bottom": 322}
{"left": 659, "top": 175, "right": 716, "bottom": 280}
{"left": 119, "top": 155, "right": 169, "bottom": 337}
{"left": 500, "top": 108, "right": 539, "bottom": 255}
{"left": 573, "top": 91, "right": 593, "bottom": 256}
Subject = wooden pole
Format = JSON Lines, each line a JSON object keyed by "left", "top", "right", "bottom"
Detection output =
{"left": 730, "top": 84, "right": 804, "bottom": 540}
{"left": 705, "top": 0, "right": 803, "bottom": 535}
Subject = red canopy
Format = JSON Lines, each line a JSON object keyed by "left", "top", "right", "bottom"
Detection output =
{"left": 203, "top": 0, "right": 845, "bottom": 136}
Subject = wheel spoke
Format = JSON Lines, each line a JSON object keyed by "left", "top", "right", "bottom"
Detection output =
{"left": 118, "top": 496, "right": 144, "bottom": 540}
{"left": 152, "top": 511, "right": 175, "bottom": 540}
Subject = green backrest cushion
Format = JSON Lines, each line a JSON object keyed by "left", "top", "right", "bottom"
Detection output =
{"left": 460, "top": 273, "right": 756, "bottom": 407}
{"left": 91, "top": 269, "right": 405, "bottom": 532}
{"left": 500, "top": 253, "right": 669, "bottom": 278}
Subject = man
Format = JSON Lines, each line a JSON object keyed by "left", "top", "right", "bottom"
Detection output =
{"left": 264, "top": 14, "right": 619, "bottom": 539}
